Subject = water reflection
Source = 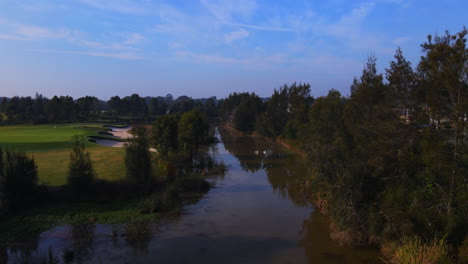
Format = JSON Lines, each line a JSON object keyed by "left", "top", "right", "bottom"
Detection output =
{"left": 220, "top": 126, "right": 313, "bottom": 207}
{"left": 0, "top": 247, "right": 7, "bottom": 264}
{"left": 3, "top": 126, "right": 380, "bottom": 263}
{"left": 125, "top": 220, "right": 152, "bottom": 256}
{"left": 6, "top": 235, "right": 41, "bottom": 264}
{"left": 219, "top": 128, "right": 267, "bottom": 173}
{"left": 71, "top": 223, "right": 95, "bottom": 263}
{"left": 299, "top": 212, "right": 380, "bottom": 264}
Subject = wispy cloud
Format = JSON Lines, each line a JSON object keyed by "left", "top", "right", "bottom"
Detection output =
{"left": 0, "top": 17, "right": 146, "bottom": 59}
{"left": 175, "top": 51, "right": 288, "bottom": 69}
{"left": 16, "top": 25, "right": 71, "bottom": 39}
{"left": 393, "top": 36, "right": 410, "bottom": 45}
{"left": 200, "top": 0, "right": 257, "bottom": 22}
{"left": 77, "top": 0, "right": 151, "bottom": 14}
{"left": 327, "top": 2, "right": 375, "bottom": 39}
{"left": 0, "top": 18, "right": 73, "bottom": 40}
{"left": 34, "top": 49, "right": 143, "bottom": 60}
{"left": 224, "top": 28, "right": 249, "bottom": 43}
{"left": 122, "top": 33, "right": 145, "bottom": 45}
{"left": 0, "top": 33, "right": 29, "bottom": 40}
{"left": 229, "top": 23, "right": 294, "bottom": 32}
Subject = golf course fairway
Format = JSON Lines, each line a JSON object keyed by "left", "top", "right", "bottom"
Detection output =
{"left": 0, "top": 124, "right": 126, "bottom": 186}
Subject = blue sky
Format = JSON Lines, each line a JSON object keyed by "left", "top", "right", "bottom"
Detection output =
{"left": 0, "top": 0, "right": 466, "bottom": 100}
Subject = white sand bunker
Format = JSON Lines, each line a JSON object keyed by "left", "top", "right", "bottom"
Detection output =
{"left": 108, "top": 127, "right": 132, "bottom": 139}
{"left": 94, "top": 126, "right": 157, "bottom": 152}
{"left": 93, "top": 126, "right": 131, "bottom": 148}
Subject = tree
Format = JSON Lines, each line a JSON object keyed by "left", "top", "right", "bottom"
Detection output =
{"left": 417, "top": 28, "right": 468, "bottom": 239}
{"left": 258, "top": 83, "right": 312, "bottom": 138}
{"left": 178, "top": 110, "right": 209, "bottom": 157}
{"left": 125, "top": 128, "right": 152, "bottom": 184}
{"left": 232, "top": 93, "right": 263, "bottom": 133}
{"left": 108, "top": 96, "right": 122, "bottom": 116}
{"left": 204, "top": 97, "right": 218, "bottom": 119}
{"left": 67, "top": 136, "right": 95, "bottom": 197}
{"left": 3, "top": 150, "right": 38, "bottom": 208}
{"left": 337, "top": 55, "right": 399, "bottom": 240}
{"left": 77, "top": 96, "right": 99, "bottom": 120}
{"left": 302, "top": 89, "right": 346, "bottom": 182}
{"left": 0, "top": 148, "right": 5, "bottom": 216}
{"left": 387, "top": 48, "right": 417, "bottom": 106}
{"left": 152, "top": 114, "right": 179, "bottom": 157}
{"left": 386, "top": 47, "right": 417, "bottom": 123}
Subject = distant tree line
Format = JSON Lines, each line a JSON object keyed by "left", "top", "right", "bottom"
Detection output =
{"left": 0, "top": 93, "right": 218, "bottom": 124}
{"left": 218, "top": 83, "right": 314, "bottom": 139}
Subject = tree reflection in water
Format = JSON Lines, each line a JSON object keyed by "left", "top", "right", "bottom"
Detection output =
{"left": 299, "top": 211, "right": 380, "bottom": 264}
{"left": 219, "top": 126, "right": 313, "bottom": 207}
{"left": 125, "top": 220, "right": 152, "bottom": 256}
{"left": 71, "top": 223, "right": 96, "bottom": 263}
{"left": 6, "top": 235, "right": 46, "bottom": 264}
{"left": 0, "top": 246, "right": 7, "bottom": 264}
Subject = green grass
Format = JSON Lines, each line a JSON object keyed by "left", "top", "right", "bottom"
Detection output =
{"left": 0, "top": 124, "right": 127, "bottom": 185}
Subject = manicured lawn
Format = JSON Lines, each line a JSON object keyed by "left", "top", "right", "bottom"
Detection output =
{"left": 0, "top": 124, "right": 126, "bottom": 185}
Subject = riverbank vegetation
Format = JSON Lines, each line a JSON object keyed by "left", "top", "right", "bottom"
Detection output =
{"left": 218, "top": 28, "right": 467, "bottom": 262}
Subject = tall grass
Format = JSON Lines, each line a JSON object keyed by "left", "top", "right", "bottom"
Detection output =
{"left": 391, "top": 236, "right": 451, "bottom": 264}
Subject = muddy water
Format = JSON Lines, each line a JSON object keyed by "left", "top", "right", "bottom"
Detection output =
{"left": 5, "top": 128, "right": 380, "bottom": 263}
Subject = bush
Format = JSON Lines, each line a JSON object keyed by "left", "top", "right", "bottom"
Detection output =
{"left": 125, "top": 128, "right": 152, "bottom": 185}
{"left": 392, "top": 236, "right": 451, "bottom": 264}
{"left": 138, "top": 191, "right": 180, "bottom": 213}
{"left": 0, "top": 148, "right": 5, "bottom": 216}
{"left": 458, "top": 236, "right": 468, "bottom": 263}
{"left": 3, "top": 150, "right": 38, "bottom": 208}
{"left": 67, "top": 136, "right": 95, "bottom": 198}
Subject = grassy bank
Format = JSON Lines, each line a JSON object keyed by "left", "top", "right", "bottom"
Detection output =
{"left": 0, "top": 124, "right": 126, "bottom": 185}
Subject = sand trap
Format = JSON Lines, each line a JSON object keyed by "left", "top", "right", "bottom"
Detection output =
{"left": 108, "top": 127, "right": 132, "bottom": 139}
{"left": 94, "top": 126, "right": 157, "bottom": 152}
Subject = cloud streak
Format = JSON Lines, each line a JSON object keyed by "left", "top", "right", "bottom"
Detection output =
{"left": 77, "top": 0, "right": 150, "bottom": 14}
{"left": 33, "top": 49, "right": 143, "bottom": 60}
{"left": 224, "top": 28, "right": 249, "bottom": 43}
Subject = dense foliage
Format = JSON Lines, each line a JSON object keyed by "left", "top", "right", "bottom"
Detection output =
{"left": 67, "top": 136, "right": 95, "bottom": 198}
{"left": 124, "top": 128, "right": 152, "bottom": 185}
{"left": 152, "top": 114, "right": 180, "bottom": 156}
{"left": 177, "top": 110, "right": 210, "bottom": 157}
{"left": 301, "top": 29, "right": 467, "bottom": 256}
{"left": 258, "top": 83, "right": 313, "bottom": 139}
{"left": 218, "top": 92, "right": 264, "bottom": 133}
{"left": 0, "top": 148, "right": 38, "bottom": 215}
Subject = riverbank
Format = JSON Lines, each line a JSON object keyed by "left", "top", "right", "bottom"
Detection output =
{"left": 219, "top": 123, "right": 384, "bottom": 255}
{"left": 221, "top": 122, "right": 306, "bottom": 156}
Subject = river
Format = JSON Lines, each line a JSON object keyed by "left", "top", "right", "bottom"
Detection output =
{"left": 4, "top": 127, "right": 380, "bottom": 263}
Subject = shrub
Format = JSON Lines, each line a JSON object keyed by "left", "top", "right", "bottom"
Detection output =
{"left": 458, "top": 236, "right": 468, "bottom": 263}
{"left": 124, "top": 128, "right": 152, "bottom": 185}
{"left": 67, "top": 136, "right": 95, "bottom": 198}
{"left": 138, "top": 191, "right": 180, "bottom": 213}
{"left": 392, "top": 236, "right": 451, "bottom": 264}
{"left": 0, "top": 148, "right": 5, "bottom": 216}
{"left": 3, "top": 150, "right": 38, "bottom": 208}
